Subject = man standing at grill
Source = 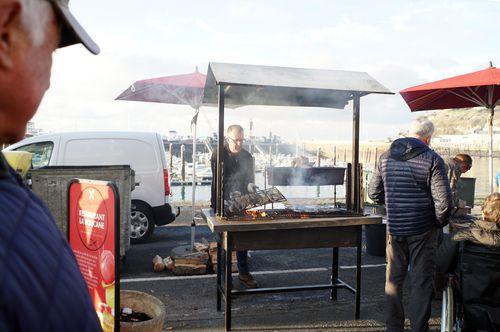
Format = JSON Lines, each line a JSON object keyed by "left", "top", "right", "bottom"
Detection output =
{"left": 211, "top": 124, "right": 258, "bottom": 288}
{"left": 368, "top": 117, "right": 452, "bottom": 332}
{"left": 0, "top": 0, "right": 101, "bottom": 331}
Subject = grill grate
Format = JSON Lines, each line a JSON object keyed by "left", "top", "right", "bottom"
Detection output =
{"left": 230, "top": 208, "right": 363, "bottom": 221}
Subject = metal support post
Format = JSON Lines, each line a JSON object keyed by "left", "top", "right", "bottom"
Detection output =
{"left": 352, "top": 94, "right": 361, "bottom": 212}
{"left": 355, "top": 226, "right": 362, "bottom": 319}
{"left": 330, "top": 247, "right": 339, "bottom": 301}
{"left": 225, "top": 233, "right": 233, "bottom": 331}
{"left": 216, "top": 85, "right": 225, "bottom": 217}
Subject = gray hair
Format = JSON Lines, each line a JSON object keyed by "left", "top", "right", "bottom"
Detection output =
{"left": 408, "top": 117, "right": 435, "bottom": 139}
{"left": 20, "top": 0, "right": 52, "bottom": 46}
{"left": 227, "top": 124, "right": 244, "bottom": 135}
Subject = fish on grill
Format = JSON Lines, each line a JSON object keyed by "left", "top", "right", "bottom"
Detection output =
{"left": 225, "top": 186, "right": 286, "bottom": 215}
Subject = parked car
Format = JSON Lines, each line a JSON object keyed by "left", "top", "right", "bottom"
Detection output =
{"left": 4, "top": 131, "right": 177, "bottom": 243}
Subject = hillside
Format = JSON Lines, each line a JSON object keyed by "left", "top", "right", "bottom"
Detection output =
{"left": 426, "top": 108, "right": 498, "bottom": 136}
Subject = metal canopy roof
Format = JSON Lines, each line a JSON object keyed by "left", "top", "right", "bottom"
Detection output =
{"left": 203, "top": 62, "right": 394, "bottom": 109}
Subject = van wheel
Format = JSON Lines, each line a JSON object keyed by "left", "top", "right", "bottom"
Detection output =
{"left": 130, "top": 202, "right": 155, "bottom": 243}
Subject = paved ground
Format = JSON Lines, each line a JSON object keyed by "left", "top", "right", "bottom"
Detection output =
{"left": 120, "top": 206, "right": 444, "bottom": 331}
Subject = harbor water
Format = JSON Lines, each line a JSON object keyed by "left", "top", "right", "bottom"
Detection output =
{"left": 170, "top": 155, "right": 498, "bottom": 204}
{"left": 171, "top": 171, "right": 346, "bottom": 203}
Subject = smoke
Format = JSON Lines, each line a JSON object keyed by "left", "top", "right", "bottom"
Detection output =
{"left": 118, "top": 83, "right": 204, "bottom": 110}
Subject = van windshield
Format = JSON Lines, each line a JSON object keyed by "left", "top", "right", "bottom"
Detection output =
{"left": 15, "top": 141, "right": 54, "bottom": 168}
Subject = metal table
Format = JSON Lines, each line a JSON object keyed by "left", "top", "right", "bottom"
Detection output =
{"left": 202, "top": 208, "right": 382, "bottom": 331}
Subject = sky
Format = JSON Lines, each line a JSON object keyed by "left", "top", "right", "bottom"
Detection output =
{"left": 33, "top": 0, "right": 500, "bottom": 142}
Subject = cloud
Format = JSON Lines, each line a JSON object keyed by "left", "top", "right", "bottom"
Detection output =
{"left": 29, "top": 0, "right": 500, "bottom": 143}
{"left": 300, "top": 18, "right": 384, "bottom": 44}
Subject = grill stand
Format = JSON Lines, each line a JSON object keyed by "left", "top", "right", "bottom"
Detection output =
{"left": 204, "top": 209, "right": 380, "bottom": 331}
{"left": 207, "top": 63, "right": 391, "bottom": 330}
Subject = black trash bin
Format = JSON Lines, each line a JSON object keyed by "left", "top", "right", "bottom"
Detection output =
{"left": 457, "top": 177, "right": 476, "bottom": 208}
{"left": 365, "top": 224, "right": 386, "bottom": 256}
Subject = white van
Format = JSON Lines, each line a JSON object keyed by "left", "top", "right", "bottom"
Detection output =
{"left": 4, "top": 131, "right": 177, "bottom": 243}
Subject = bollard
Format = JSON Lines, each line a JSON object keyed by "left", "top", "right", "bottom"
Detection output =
{"left": 316, "top": 147, "right": 321, "bottom": 197}
{"left": 180, "top": 144, "right": 185, "bottom": 182}
{"left": 169, "top": 143, "right": 173, "bottom": 172}
{"left": 269, "top": 145, "right": 273, "bottom": 171}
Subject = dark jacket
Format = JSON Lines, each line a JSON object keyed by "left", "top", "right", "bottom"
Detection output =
{"left": 210, "top": 145, "right": 254, "bottom": 210}
{"left": 0, "top": 153, "right": 101, "bottom": 332}
{"left": 368, "top": 137, "right": 452, "bottom": 236}
{"left": 436, "top": 221, "right": 500, "bottom": 331}
{"left": 444, "top": 157, "right": 462, "bottom": 207}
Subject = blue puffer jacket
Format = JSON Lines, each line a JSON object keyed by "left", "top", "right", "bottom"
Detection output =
{"left": 368, "top": 137, "right": 452, "bottom": 236}
{"left": 0, "top": 153, "right": 101, "bottom": 331}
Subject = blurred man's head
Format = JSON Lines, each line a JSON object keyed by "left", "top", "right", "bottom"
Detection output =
{"left": 408, "top": 117, "right": 435, "bottom": 146}
{"left": 455, "top": 154, "right": 472, "bottom": 174}
{"left": 226, "top": 124, "right": 244, "bottom": 154}
{"left": 0, "top": 0, "right": 98, "bottom": 144}
{"left": 482, "top": 192, "right": 500, "bottom": 223}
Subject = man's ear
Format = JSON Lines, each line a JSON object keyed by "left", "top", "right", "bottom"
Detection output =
{"left": 421, "top": 135, "right": 431, "bottom": 146}
{"left": 0, "top": 1, "right": 21, "bottom": 70}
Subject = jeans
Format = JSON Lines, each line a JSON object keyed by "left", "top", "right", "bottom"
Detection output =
{"left": 236, "top": 250, "right": 249, "bottom": 275}
{"left": 385, "top": 228, "right": 438, "bottom": 332}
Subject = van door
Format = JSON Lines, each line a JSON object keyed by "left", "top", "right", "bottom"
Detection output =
{"left": 155, "top": 133, "right": 170, "bottom": 203}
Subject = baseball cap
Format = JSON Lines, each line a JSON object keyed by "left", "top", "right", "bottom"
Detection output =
{"left": 49, "top": 0, "right": 100, "bottom": 54}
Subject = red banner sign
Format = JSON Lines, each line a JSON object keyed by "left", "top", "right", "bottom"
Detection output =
{"left": 68, "top": 179, "right": 119, "bottom": 332}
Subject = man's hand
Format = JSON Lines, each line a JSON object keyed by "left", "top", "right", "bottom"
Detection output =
{"left": 458, "top": 199, "right": 467, "bottom": 208}
{"left": 247, "top": 183, "right": 259, "bottom": 193}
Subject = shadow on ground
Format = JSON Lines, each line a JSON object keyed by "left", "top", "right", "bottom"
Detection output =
{"left": 120, "top": 207, "right": 444, "bottom": 331}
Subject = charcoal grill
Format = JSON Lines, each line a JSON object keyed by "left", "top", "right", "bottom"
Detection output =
{"left": 224, "top": 165, "right": 351, "bottom": 218}
{"left": 202, "top": 62, "right": 393, "bottom": 331}
{"left": 237, "top": 206, "right": 362, "bottom": 221}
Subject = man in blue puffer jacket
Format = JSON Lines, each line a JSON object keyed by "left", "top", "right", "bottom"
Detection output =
{"left": 0, "top": 0, "right": 101, "bottom": 331}
{"left": 369, "top": 117, "right": 452, "bottom": 332}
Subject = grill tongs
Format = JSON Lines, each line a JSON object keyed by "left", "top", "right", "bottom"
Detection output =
{"left": 225, "top": 184, "right": 286, "bottom": 216}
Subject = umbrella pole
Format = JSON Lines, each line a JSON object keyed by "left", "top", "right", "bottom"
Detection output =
{"left": 190, "top": 109, "right": 199, "bottom": 251}
{"left": 489, "top": 107, "right": 495, "bottom": 193}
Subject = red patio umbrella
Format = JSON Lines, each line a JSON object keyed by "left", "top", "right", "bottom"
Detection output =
{"left": 116, "top": 68, "right": 207, "bottom": 251}
{"left": 116, "top": 69, "right": 205, "bottom": 108}
{"left": 400, "top": 64, "right": 500, "bottom": 193}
